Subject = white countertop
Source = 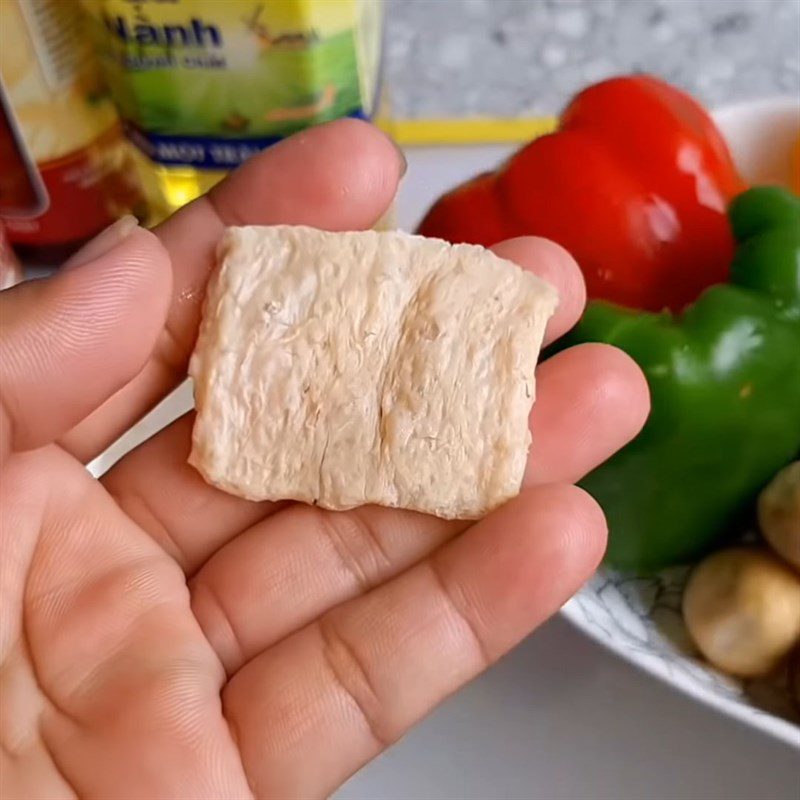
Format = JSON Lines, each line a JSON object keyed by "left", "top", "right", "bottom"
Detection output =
{"left": 336, "top": 615, "right": 800, "bottom": 800}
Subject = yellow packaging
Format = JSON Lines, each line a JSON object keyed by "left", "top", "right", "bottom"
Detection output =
{"left": 81, "top": 0, "right": 384, "bottom": 221}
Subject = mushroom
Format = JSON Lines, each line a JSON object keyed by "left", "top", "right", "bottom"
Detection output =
{"left": 683, "top": 547, "right": 800, "bottom": 677}
{"left": 758, "top": 461, "right": 800, "bottom": 570}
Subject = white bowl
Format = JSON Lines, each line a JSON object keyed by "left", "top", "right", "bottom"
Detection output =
{"left": 90, "top": 97, "right": 800, "bottom": 749}
{"left": 561, "top": 96, "right": 800, "bottom": 749}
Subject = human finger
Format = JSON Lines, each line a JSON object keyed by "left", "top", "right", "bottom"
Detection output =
{"left": 61, "top": 120, "right": 405, "bottom": 462}
{"left": 222, "top": 484, "right": 606, "bottom": 799}
{"left": 0, "top": 220, "right": 171, "bottom": 459}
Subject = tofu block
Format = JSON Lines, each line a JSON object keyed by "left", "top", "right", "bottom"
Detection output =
{"left": 189, "top": 226, "right": 558, "bottom": 519}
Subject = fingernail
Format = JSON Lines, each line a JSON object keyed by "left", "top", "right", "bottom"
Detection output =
{"left": 62, "top": 215, "right": 140, "bottom": 270}
{"left": 394, "top": 140, "right": 408, "bottom": 178}
{"left": 380, "top": 128, "right": 407, "bottom": 178}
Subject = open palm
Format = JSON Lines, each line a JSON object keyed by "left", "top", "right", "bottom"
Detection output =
{"left": 0, "top": 121, "right": 648, "bottom": 799}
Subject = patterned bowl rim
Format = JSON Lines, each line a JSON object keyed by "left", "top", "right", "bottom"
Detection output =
{"left": 560, "top": 593, "right": 800, "bottom": 749}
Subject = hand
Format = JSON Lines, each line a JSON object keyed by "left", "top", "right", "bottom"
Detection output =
{"left": 0, "top": 121, "right": 649, "bottom": 799}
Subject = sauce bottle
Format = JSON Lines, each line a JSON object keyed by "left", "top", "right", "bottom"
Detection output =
{"left": 0, "top": 0, "right": 147, "bottom": 264}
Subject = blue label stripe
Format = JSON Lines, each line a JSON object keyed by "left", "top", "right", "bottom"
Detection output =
{"left": 125, "top": 109, "right": 370, "bottom": 168}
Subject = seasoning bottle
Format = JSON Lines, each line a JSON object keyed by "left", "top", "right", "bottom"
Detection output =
{"left": 0, "top": 0, "right": 147, "bottom": 264}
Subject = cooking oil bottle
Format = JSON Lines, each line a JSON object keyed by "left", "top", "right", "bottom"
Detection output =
{"left": 81, "top": 0, "right": 385, "bottom": 224}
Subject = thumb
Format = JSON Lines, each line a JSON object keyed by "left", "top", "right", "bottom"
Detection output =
{"left": 0, "top": 217, "right": 172, "bottom": 457}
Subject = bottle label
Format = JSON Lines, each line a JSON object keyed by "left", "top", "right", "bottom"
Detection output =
{"left": 83, "top": 0, "right": 383, "bottom": 169}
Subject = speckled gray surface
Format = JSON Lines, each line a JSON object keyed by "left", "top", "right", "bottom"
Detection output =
{"left": 385, "top": 0, "right": 800, "bottom": 117}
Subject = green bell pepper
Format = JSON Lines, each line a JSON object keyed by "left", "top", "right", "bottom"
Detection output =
{"left": 565, "top": 186, "right": 800, "bottom": 572}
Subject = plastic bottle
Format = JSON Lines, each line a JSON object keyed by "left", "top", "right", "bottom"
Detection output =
{"left": 0, "top": 0, "right": 147, "bottom": 263}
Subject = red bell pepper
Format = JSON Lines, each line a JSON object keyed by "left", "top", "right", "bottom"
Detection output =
{"left": 418, "top": 75, "right": 746, "bottom": 311}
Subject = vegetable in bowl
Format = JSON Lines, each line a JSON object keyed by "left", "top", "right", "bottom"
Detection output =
{"left": 416, "top": 73, "right": 800, "bottom": 739}
{"left": 566, "top": 186, "right": 800, "bottom": 571}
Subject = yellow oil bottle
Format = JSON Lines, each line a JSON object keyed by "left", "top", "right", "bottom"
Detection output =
{"left": 81, "top": 0, "right": 385, "bottom": 224}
